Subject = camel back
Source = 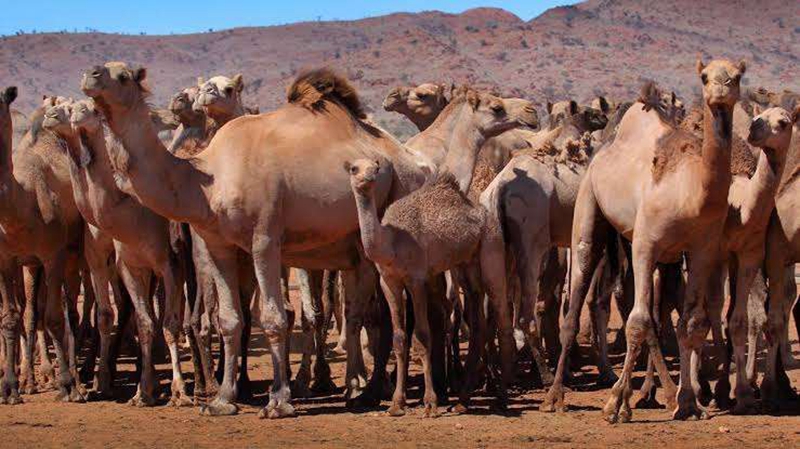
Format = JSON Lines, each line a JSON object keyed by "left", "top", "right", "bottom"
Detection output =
{"left": 287, "top": 68, "right": 366, "bottom": 119}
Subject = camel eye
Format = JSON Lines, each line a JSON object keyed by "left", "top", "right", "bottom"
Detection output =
{"left": 225, "top": 86, "right": 234, "bottom": 95}
{"left": 417, "top": 93, "right": 429, "bottom": 99}
{"left": 701, "top": 74, "right": 708, "bottom": 85}
{"left": 491, "top": 104, "right": 504, "bottom": 115}
{"left": 778, "top": 119, "right": 789, "bottom": 129}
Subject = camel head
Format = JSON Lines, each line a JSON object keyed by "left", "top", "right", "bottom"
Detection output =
{"left": 747, "top": 107, "right": 798, "bottom": 153}
{"left": 746, "top": 87, "right": 775, "bottom": 108}
{"left": 344, "top": 159, "right": 380, "bottom": 195}
{"left": 81, "top": 62, "right": 148, "bottom": 116}
{"left": 547, "top": 99, "right": 607, "bottom": 132}
{"left": 639, "top": 81, "right": 686, "bottom": 126}
{"left": 696, "top": 58, "right": 745, "bottom": 109}
{"left": 193, "top": 75, "right": 244, "bottom": 117}
{"left": 547, "top": 100, "right": 578, "bottom": 129}
{"left": 169, "top": 84, "right": 205, "bottom": 126}
{"left": 42, "top": 99, "right": 76, "bottom": 139}
{"left": 591, "top": 96, "right": 613, "bottom": 115}
{"left": 383, "top": 83, "right": 447, "bottom": 118}
{"left": 0, "top": 86, "right": 17, "bottom": 126}
{"left": 70, "top": 99, "right": 102, "bottom": 134}
{"left": 456, "top": 89, "right": 538, "bottom": 138}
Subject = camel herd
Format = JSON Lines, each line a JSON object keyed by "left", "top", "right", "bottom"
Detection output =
{"left": 0, "top": 57, "right": 798, "bottom": 425}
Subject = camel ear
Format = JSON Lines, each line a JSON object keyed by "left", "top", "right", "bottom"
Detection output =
{"left": 546, "top": 101, "right": 553, "bottom": 114}
{"left": 696, "top": 58, "right": 706, "bottom": 75}
{"left": 737, "top": 59, "right": 747, "bottom": 75}
{"left": 343, "top": 161, "right": 353, "bottom": 174}
{"left": 2, "top": 86, "right": 17, "bottom": 105}
{"left": 133, "top": 67, "right": 147, "bottom": 83}
{"left": 466, "top": 90, "right": 480, "bottom": 110}
{"left": 232, "top": 74, "right": 244, "bottom": 93}
{"left": 792, "top": 105, "right": 800, "bottom": 125}
{"left": 569, "top": 100, "right": 578, "bottom": 116}
{"left": 597, "top": 96, "right": 609, "bottom": 114}
{"left": 43, "top": 95, "right": 55, "bottom": 107}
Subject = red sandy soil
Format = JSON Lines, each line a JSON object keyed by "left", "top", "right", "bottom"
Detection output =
{"left": 2, "top": 284, "right": 799, "bottom": 448}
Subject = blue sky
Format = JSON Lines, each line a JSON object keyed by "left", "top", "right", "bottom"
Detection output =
{"left": 3, "top": 1, "right": 578, "bottom": 36}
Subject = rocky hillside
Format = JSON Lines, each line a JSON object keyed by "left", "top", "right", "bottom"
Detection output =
{"left": 1, "top": 0, "right": 797, "bottom": 139}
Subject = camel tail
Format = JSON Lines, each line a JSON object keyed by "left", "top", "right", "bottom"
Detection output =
{"left": 287, "top": 67, "right": 366, "bottom": 119}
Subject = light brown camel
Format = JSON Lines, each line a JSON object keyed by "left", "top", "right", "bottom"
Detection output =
{"left": 81, "top": 63, "right": 428, "bottom": 418}
{"left": 555, "top": 58, "right": 745, "bottom": 423}
{"left": 193, "top": 75, "right": 246, "bottom": 127}
{"left": 42, "top": 98, "right": 192, "bottom": 406}
{"left": 0, "top": 87, "right": 86, "bottom": 404}
{"left": 348, "top": 89, "right": 538, "bottom": 416}
{"left": 762, "top": 105, "right": 800, "bottom": 411}
{"left": 383, "top": 83, "right": 448, "bottom": 131}
{"left": 168, "top": 83, "right": 208, "bottom": 156}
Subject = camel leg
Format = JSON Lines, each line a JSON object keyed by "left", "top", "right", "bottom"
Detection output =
{"left": 250, "top": 235, "right": 293, "bottom": 419}
{"left": 117, "top": 261, "right": 157, "bottom": 407}
{"left": 407, "top": 279, "right": 438, "bottom": 417}
{"left": 590, "top": 254, "right": 618, "bottom": 388}
{"left": 671, "top": 248, "right": 718, "bottom": 421}
{"left": 780, "top": 265, "right": 799, "bottom": 368}
{"left": 542, "top": 182, "right": 609, "bottom": 413}
{"left": 341, "top": 269, "right": 368, "bottom": 403}
{"left": 19, "top": 265, "right": 38, "bottom": 394}
{"left": 32, "top": 268, "right": 55, "bottom": 390}
{"left": 0, "top": 260, "right": 22, "bottom": 405}
{"left": 41, "top": 254, "right": 84, "bottom": 403}
{"left": 63, "top": 256, "right": 87, "bottom": 399}
{"left": 199, "top": 241, "right": 242, "bottom": 416}
{"left": 703, "top": 262, "right": 728, "bottom": 409}
{"left": 76, "top": 267, "right": 95, "bottom": 357}
{"left": 237, "top": 263, "right": 256, "bottom": 403}
{"left": 726, "top": 251, "right": 760, "bottom": 414}
{"left": 189, "top": 229, "right": 218, "bottom": 402}
{"left": 379, "top": 272, "right": 407, "bottom": 416}
{"left": 745, "top": 271, "right": 767, "bottom": 388}
{"left": 83, "top": 236, "right": 116, "bottom": 400}
{"left": 452, "top": 264, "right": 488, "bottom": 413}
{"left": 293, "top": 268, "right": 315, "bottom": 398}
{"left": 539, "top": 248, "right": 567, "bottom": 367}
{"left": 762, "top": 246, "right": 794, "bottom": 411}
{"left": 311, "top": 269, "right": 336, "bottom": 394}
{"left": 160, "top": 254, "right": 191, "bottom": 407}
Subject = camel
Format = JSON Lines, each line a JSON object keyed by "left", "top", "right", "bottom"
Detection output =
{"left": 348, "top": 89, "right": 538, "bottom": 416}
{"left": 762, "top": 105, "right": 800, "bottom": 411}
{"left": 41, "top": 98, "right": 193, "bottom": 406}
{"left": 194, "top": 75, "right": 246, "bottom": 127}
{"left": 0, "top": 87, "right": 86, "bottom": 404}
{"left": 549, "top": 58, "right": 745, "bottom": 422}
{"left": 167, "top": 83, "right": 208, "bottom": 156}
{"left": 81, "top": 63, "right": 430, "bottom": 418}
{"left": 383, "top": 83, "right": 448, "bottom": 131}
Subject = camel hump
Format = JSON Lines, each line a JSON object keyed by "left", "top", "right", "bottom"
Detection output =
{"left": 287, "top": 68, "right": 366, "bottom": 119}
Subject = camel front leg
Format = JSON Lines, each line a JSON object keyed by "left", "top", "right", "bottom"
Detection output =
{"left": 117, "top": 261, "right": 157, "bottom": 407}
{"left": 160, "top": 255, "right": 191, "bottom": 407}
{"left": 0, "top": 260, "right": 22, "bottom": 405}
{"left": 292, "top": 268, "right": 316, "bottom": 398}
{"left": 408, "top": 279, "right": 438, "bottom": 417}
{"left": 726, "top": 251, "right": 760, "bottom": 414}
{"left": 380, "top": 272, "right": 408, "bottom": 416}
{"left": 18, "top": 264, "right": 38, "bottom": 395}
{"left": 762, "top": 243, "right": 794, "bottom": 411}
{"left": 83, "top": 240, "right": 116, "bottom": 400}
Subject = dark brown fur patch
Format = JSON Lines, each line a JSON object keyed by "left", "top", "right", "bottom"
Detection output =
{"left": 652, "top": 129, "right": 702, "bottom": 183}
{"left": 679, "top": 107, "right": 757, "bottom": 178}
{"left": 287, "top": 68, "right": 366, "bottom": 119}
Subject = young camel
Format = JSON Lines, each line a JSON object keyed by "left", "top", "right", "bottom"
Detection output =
{"left": 0, "top": 87, "right": 86, "bottom": 404}
{"left": 42, "top": 99, "right": 192, "bottom": 406}
{"left": 348, "top": 89, "right": 538, "bottom": 416}
{"left": 762, "top": 106, "right": 800, "bottom": 411}
{"left": 550, "top": 59, "right": 745, "bottom": 422}
{"left": 81, "top": 63, "right": 429, "bottom": 418}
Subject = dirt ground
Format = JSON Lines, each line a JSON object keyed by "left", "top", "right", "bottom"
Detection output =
{"left": 2, "top": 286, "right": 800, "bottom": 448}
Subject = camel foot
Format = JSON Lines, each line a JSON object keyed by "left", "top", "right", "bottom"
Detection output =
{"left": 423, "top": 403, "right": 440, "bottom": 418}
{"left": 19, "top": 373, "right": 38, "bottom": 395}
{"left": 672, "top": 401, "right": 709, "bottom": 421}
{"left": 310, "top": 376, "right": 337, "bottom": 396}
{"left": 259, "top": 399, "right": 295, "bottom": 419}
{"left": 731, "top": 395, "right": 758, "bottom": 415}
{"left": 634, "top": 388, "right": 663, "bottom": 409}
{"left": 0, "top": 380, "right": 23, "bottom": 405}
{"left": 39, "top": 363, "right": 56, "bottom": 391}
{"left": 387, "top": 403, "right": 406, "bottom": 417}
{"left": 56, "top": 383, "right": 87, "bottom": 403}
{"left": 346, "top": 389, "right": 381, "bottom": 410}
{"left": 127, "top": 391, "right": 156, "bottom": 407}
{"left": 602, "top": 393, "right": 631, "bottom": 424}
{"left": 710, "top": 377, "right": 731, "bottom": 410}
{"left": 538, "top": 367, "right": 555, "bottom": 388}
{"left": 596, "top": 369, "right": 619, "bottom": 388}
{"left": 540, "top": 385, "right": 565, "bottom": 412}
{"left": 88, "top": 389, "right": 115, "bottom": 402}
{"left": 168, "top": 380, "right": 193, "bottom": 407}
{"left": 200, "top": 398, "right": 238, "bottom": 416}
{"left": 449, "top": 402, "right": 469, "bottom": 415}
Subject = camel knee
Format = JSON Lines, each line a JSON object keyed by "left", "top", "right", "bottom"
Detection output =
{"left": 392, "top": 330, "right": 407, "bottom": 352}
{"left": 625, "top": 309, "right": 650, "bottom": 342}
{"left": 96, "top": 307, "right": 114, "bottom": 335}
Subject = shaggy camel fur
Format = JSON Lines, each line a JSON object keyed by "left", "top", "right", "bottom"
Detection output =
{"left": 762, "top": 105, "right": 800, "bottom": 411}
{"left": 81, "top": 63, "right": 428, "bottom": 418}
{"left": 349, "top": 90, "right": 538, "bottom": 416}
{"left": 43, "top": 99, "right": 192, "bottom": 406}
{"left": 548, "top": 59, "right": 745, "bottom": 423}
{"left": 0, "top": 88, "right": 85, "bottom": 404}
{"left": 383, "top": 83, "right": 448, "bottom": 131}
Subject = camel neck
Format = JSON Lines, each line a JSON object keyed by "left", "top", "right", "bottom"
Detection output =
{"left": 751, "top": 147, "right": 784, "bottom": 207}
{"left": 353, "top": 190, "right": 392, "bottom": 265}
{"left": 101, "top": 98, "right": 211, "bottom": 224}
{"left": 82, "top": 127, "right": 127, "bottom": 205}
{"left": 702, "top": 103, "right": 734, "bottom": 186}
{"left": 207, "top": 105, "right": 244, "bottom": 128}
{"left": 407, "top": 110, "right": 437, "bottom": 132}
{"left": 0, "top": 117, "right": 11, "bottom": 176}
{"left": 440, "top": 108, "right": 486, "bottom": 194}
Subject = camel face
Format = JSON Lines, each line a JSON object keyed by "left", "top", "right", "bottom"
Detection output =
{"left": 345, "top": 159, "right": 380, "bottom": 195}
{"left": 747, "top": 107, "right": 796, "bottom": 151}
{"left": 42, "top": 101, "right": 74, "bottom": 137}
{"left": 169, "top": 86, "right": 201, "bottom": 120}
{"left": 697, "top": 59, "right": 745, "bottom": 108}
{"left": 81, "top": 62, "right": 147, "bottom": 108}
{"left": 70, "top": 99, "right": 101, "bottom": 133}
{"left": 404, "top": 84, "right": 447, "bottom": 117}
{"left": 469, "top": 92, "right": 538, "bottom": 138}
{"left": 382, "top": 86, "right": 409, "bottom": 111}
{"left": 193, "top": 75, "right": 243, "bottom": 115}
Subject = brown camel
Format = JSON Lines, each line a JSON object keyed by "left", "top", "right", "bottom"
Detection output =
{"left": 347, "top": 89, "right": 538, "bottom": 416}
{"left": 41, "top": 98, "right": 193, "bottom": 406}
{"left": 762, "top": 105, "right": 800, "bottom": 411}
{"left": 553, "top": 58, "right": 745, "bottom": 422}
{"left": 168, "top": 83, "right": 208, "bottom": 156}
{"left": 383, "top": 83, "right": 448, "bottom": 131}
{"left": 81, "top": 63, "right": 428, "bottom": 418}
{"left": 193, "top": 75, "right": 246, "bottom": 127}
{"left": 0, "top": 87, "right": 85, "bottom": 404}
